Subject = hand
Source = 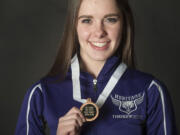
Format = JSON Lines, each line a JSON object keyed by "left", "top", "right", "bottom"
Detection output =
{"left": 56, "top": 107, "right": 86, "bottom": 135}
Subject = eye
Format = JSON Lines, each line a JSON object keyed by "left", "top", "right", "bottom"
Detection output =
{"left": 105, "top": 17, "right": 118, "bottom": 23}
{"left": 81, "top": 18, "right": 92, "bottom": 24}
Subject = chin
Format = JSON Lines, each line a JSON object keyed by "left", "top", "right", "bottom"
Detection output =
{"left": 89, "top": 53, "right": 111, "bottom": 62}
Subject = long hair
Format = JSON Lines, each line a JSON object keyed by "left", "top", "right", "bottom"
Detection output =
{"left": 48, "top": 0, "right": 135, "bottom": 79}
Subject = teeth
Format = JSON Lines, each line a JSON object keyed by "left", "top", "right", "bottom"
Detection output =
{"left": 91, "top": 42, "right": 109, "bottom": 47}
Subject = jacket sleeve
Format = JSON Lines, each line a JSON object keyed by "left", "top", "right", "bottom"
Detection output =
{"left": 15, "top": 83, "right": 46, "bottom": 135}
{"left": 146, "top": 80, "right": 178, "bottom": 135}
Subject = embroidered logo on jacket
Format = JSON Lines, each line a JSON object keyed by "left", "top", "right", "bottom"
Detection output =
{"left": 111, "top": 93, "right": 144, "bottom": 115}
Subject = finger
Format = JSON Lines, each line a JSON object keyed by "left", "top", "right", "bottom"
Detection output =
{"left": 66, "top": 107, "right": 80, "bottom": 115}
{"left": 60, "top": 114, "right": 83, "bottom": 127}
{"left": 63, "top": 114, "right": 83, "bottom": 126}
{"left": 66, "top": 107, "right": 85, "bottom": 122}
{"left": 61, "top": 119, "right": 81, "bottom": 129}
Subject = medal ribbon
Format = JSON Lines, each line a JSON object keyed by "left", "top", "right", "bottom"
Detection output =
{"left": 71, "top": 54, "right": 127, "bottom": 108}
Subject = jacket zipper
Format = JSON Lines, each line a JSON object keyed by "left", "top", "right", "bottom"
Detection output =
{"left": 93, "top": 79, "right": 98, "bottom": 135}
{"left": 93, "top": 79, "right": 97, "bottom": 92}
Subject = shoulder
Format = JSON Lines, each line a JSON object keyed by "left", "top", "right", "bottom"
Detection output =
{"left": 24, "top": 76, "right": 52, "bottom": 98}
{"left": 32, "top": 73, "right": 72, "bottom": 94}
{"left": 121, "top": 67, "right": 166, "bottom": 92}
{"left": 23, "top": 81, "right": 44, "bottom": 106}
{"left": 26, "top": 81, "right": 43, "bottom": 96}
{"left": 123, "top": 68, "right": 154, "bottom": 86}
{"left": 24, "top": 76, "right": 58, "bottom": 105}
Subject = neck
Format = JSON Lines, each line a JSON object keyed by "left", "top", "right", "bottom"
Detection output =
{"left": 79, "top": 56, "right": 106, "bottom": 78}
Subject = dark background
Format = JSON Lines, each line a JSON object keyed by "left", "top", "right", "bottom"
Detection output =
{"left": 1, "top": 0, "right": 179, "bottom": 134}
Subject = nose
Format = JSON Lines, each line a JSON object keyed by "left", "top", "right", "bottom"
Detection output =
{"left": 93, "top": 21, "right": 107, "bottom": 38}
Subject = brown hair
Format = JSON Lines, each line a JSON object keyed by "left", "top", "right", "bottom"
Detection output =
{"left": 48, "top": 0, "right": 135, "bottom": 79}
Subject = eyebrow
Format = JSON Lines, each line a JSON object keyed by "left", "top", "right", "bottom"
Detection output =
{"left": 104, "top": 13, "right": 120, "bottom": 18}
{"left": 78, "top": 13, "right": 120, "bottom": 20}
{"left": 78, "top": 15, "right": 93, "bottom": 20}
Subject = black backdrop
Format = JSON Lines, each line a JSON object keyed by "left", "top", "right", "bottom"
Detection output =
{"left": 1, "top": 0, "right": 179, "bottom": 134}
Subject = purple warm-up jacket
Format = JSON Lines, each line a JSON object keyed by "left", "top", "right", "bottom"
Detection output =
{"left": 15, "top": 56, "right": 177, "bottom": 135}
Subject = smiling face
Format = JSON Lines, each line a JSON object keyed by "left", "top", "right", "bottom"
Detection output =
{"left": 76, "top": 0, "right": 123, "bottom": 64}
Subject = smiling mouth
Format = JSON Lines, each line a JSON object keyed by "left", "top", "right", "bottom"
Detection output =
{"left": 89, "top": 41, "right": 110, "bottom": 48}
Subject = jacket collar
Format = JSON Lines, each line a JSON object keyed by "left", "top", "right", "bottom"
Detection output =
{"left": 78, "top": 56, "right": 121, "bottom": 82}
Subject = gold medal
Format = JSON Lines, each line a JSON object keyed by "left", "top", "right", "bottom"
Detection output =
{"left": 80, "top": 98, "right": 99, "bottom": 122}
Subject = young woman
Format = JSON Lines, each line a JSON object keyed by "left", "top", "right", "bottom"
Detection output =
{"left": 15, "top": 0, "right": 177, "bottom": 135}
